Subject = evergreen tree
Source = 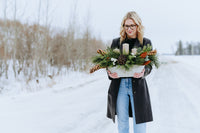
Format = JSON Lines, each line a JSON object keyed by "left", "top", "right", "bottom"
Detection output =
{"left": 176, "top": 40, "right": 183, "bottom": 55}
{"left": 188, "top": 44, "right": 192, "bottom": 55}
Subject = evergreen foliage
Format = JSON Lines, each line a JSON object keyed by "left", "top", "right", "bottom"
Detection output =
{"left": 92, "top": 44, "right": 160, "bottom": 71}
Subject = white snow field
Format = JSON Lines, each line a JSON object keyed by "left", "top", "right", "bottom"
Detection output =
{"left": 0, "top": 55, "right": 200, "bottom": 133}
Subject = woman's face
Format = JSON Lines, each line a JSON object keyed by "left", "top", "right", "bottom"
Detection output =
{"left": 124, "top": 18, "right": 137, "bottom": 38}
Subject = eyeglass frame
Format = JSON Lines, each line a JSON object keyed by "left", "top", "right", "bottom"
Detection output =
{"left": 123, "top": 24, "right": 137, "bottom": 30}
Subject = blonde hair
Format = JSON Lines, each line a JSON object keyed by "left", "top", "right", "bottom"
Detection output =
{"left": 120, "top": 11, "right": 144, "bottom": 45}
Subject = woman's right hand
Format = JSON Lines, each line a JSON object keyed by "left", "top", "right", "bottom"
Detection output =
{"left": 107, "top": 70, "right": 119, "bottom": 79}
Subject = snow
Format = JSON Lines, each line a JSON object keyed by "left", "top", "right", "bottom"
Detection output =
{"left": 0, "top": 55, "right": 200, "bottom": 133}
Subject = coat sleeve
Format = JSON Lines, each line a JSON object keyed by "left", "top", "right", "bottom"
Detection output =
{"left": 107, "top": 39, "right": 115, "bottom": 80}
{"left": 107, "top": 38, "right": 119, "bottom": 80}
{"left": 142, "top": 39, "right": 153, "bottom": 79}
{"left": 106, "top": 68, "right": 113, "bottom": 80}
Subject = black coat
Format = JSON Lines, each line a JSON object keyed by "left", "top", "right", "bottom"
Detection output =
{"left": 106, "top": 37, "right": 153, "bottom": 124}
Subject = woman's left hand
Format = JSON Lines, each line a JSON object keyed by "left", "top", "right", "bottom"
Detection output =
{"left": 133, "top": 68, "right": 145, "bottom": 78}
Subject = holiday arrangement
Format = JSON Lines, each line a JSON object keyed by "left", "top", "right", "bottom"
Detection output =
{"left": 90, "top": 43, "right": 159, "bottom": 75}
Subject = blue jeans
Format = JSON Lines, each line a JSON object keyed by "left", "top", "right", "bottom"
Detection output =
{"left": 116, "top": 78, "right": 146, "bottom": 133}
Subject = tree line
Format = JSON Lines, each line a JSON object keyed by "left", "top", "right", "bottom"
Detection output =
{"left": 0, "top": 19, "right": 106, "bottom": 80}
{"left": 175, "top": 40, "right": 200, "bottom": 55}
{"left": 0, "top": 0, "right": 108, "bottom": 81}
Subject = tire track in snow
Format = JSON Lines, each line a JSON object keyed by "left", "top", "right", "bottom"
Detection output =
{"left": 60, "top": 75, "right": 116, "bottom": 133}
{"left": 148, "top": 57, "right": 200, "bottom": 133}
{"left": 171, "top": 63, "right": 200, "bottom": 118}
{"left": 52, "top": 75, "right": 105, "bottom": 93}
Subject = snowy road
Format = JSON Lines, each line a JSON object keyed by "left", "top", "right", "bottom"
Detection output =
{"left": 0, "top": 56, "right": 200, "bottom": 133}
{"left": 148, "top": 56, "right": 200, "bottom": 133}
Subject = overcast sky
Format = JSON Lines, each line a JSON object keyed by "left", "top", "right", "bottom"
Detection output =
{"left": 1, "top": 0, "right": 200, "bottom": 54}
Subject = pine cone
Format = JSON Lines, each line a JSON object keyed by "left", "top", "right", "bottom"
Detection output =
{"left": 118, "top": 55, "right": 127, "bottom": 65}
{"left": 97, "top": 49, "right": 106, "bottom": 56}
{"left": 90, "top": 64, "right": 105, "bottom": 73}
{"left": 148, "top": 50, "right": 157, "bottom": 55}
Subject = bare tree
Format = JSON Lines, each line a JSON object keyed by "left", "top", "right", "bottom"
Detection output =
{"left": 34, "top": 0, "right": 42, "bottom": 77}
{"left": 2, "top": 0, "right": 9, "bottom": 79}
{"left": 65, "top": 0, "right": 79, "bottom": 68}
{"left": 37, "top": 0, "right": 41, "bottom": 25}
{"left": 12, "top": 0, "right": 17, "bottom": 78}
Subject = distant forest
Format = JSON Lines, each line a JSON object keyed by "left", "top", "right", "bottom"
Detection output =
{"left": 175, "top": 40, "right": 200, "bottom": 55}
{"left": 0, "top": 0, "right": 106, "bottom": 80}
{"left": 0, "top": 19, "right": 106, "bottom": 80}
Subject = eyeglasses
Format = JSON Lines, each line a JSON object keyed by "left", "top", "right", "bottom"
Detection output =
{"left": 123, "top": 24, "right": 137, "bottom": 30}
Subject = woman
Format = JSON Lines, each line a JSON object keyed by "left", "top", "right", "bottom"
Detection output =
{"left": 106, "top": 11, "right": 153, "bottom": 133}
